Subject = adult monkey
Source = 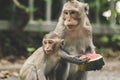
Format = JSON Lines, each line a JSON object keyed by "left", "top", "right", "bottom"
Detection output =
{"left": 19, "top": 32, "right": 88, "bottom": 80}
{"left": 54, "top": 0, "right": 96, "bottom": 80}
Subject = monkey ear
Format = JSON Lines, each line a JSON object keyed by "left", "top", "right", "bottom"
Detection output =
{"left": 60, "top": 39, "right": 65, "bottom": 47}
{"left": 84, "top": 3, "right": 89, "bottom": 15}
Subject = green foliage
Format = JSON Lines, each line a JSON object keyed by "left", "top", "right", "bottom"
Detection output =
{"left": 112, "top": 34, "right": 120, "bottom": 41}
{"left": 27, "top": 47, "right": 35, "bottom": 54}
{"left": 112, "top": 34, "right": 120, "bottom": 46}
{"left": 97, "top": 47, "right": 106, "bottom": 54}
{"left": 13, "top": 0, "right": 29, "bottom": 12}
{"left": 37, "top": 19, "right": 44, "bottom": 23}
{"left": 84, "top": 0, "right": 120, "bottom": 24}
{"left": 0, "top": 31, "right": 44, "bottom": 57}
{"left": 44, "top": 0, "right": 53, "bottom": 4}
{"left": 100, "top": 35, "right": 109, "bottom": 43}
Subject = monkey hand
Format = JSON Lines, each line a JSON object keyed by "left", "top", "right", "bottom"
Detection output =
{"left": 63, "top": 56, "right": 90, "bottom": 64}
{"left": 76, "top": 57, "right": 90, "bottom": 64}
{"left": 74, "top": 55, "right": 90, "bottom": 63}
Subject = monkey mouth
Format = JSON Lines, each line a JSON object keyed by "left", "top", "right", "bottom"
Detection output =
{"left": 45, "top": 50, "right": 53, "bottom": 54}
{"left": 66, "top": 25, "right": 75, "bottom": 30}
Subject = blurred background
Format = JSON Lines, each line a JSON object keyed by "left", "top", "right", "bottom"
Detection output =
{"left": 0, "top": 0, "right": 120, "bottom": 80}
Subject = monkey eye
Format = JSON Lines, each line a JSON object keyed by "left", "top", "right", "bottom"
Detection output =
{"left": 48, "top": 40, "right": 54, "bottom": 44}
{"left": 43, "top": 41, "right": 47, "bottom": 44}
{"left": 64, "top": 11, "right": 68, "bottom": 15}
{"left": 70, "top": 11, "right": 75, "bottom": 14}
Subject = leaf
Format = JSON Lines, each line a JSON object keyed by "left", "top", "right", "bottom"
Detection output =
{"left": 100, "top": 36, "right": 109, "bottom": 43}
{"left": 112, "top": 34, "right": 120, "bottom": 42}
{"left": 27, "top": 47, "right": 35, "bottom": 53}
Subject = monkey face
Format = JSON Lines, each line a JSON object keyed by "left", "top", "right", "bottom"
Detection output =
{"left": 62, "top": 3, "right": 80, "bottom": 31}
{"left": 43, "top": 39, "right": 55, "bottom": 54}
{"left": 62, "top": 1, "right": 89, "bottom": 31}
{"left": 63, "top": 10, "right": 80, "bottom": 31}
{"left": 43, "top": 39, "right": 64, "bottom": 55}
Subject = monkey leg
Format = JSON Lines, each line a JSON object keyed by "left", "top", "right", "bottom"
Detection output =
{"left": 75, "top": 71, "right": 87, "bottom": 80}
{"left": 55, "top": 60, "right": 70, "bottom": 80}
{"left": 19, "top": 64, "right": 39, "bottom": 80}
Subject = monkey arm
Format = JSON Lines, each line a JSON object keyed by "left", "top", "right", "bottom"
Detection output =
{"left": 60, "top": 50, "right": 89, "bottom": 64}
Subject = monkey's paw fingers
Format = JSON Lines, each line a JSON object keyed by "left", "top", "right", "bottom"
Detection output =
{"left": 81, "top": 57, "right": 90, "bottom": 63}
{"left": 76, "top": 57, "right": 89, "bottom": 64}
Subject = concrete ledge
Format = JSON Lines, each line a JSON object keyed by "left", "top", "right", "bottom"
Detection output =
{"left": 24, "top": 21, "right": 57, "bottom": 32}
{"left": 0, "top": 21, "right": 120, "bottom": 34}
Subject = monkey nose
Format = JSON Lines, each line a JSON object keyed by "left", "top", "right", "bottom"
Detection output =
{"left": 67, "top": 19, "right": 71, "bottom": 22}
{"left": 68, "top": 20, "right": 71, "bottom": 22}
{"left": 45, "top": 47, "right": 52, "bottom": 51}
{"left": 46, "top": 48, "right": 50, "bottom": 51}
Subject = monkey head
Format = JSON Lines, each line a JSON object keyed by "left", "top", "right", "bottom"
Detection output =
{"left": 43, "top": 32, "right": 64, "bottom": 55}
{"left": 62, "top": 0, "right": 89, "bottom": 31}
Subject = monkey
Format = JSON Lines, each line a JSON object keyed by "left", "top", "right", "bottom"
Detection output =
{"left": 53, "top": 0, "right": 96, "bottom": 80}
{"left": 19, "top": 32, "right": 89, "bottom": 80}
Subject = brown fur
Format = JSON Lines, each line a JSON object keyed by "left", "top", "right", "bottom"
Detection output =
{"left": 54, "top": 1, "right": 95, "bottom": 80}
{"left": 19, "top": 32, "right": 88, "bottom": 80}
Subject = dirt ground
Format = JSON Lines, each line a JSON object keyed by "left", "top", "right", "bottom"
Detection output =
{"left": 0, "top": 58, "right": 120, "bottom": 80}
{"left": 87, "top": 60, "right": 120, "bottom": 80}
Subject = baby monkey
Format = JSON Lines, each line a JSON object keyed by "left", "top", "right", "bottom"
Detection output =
{"left": 19, "top": 32, "right": 88, "bottom": 80}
